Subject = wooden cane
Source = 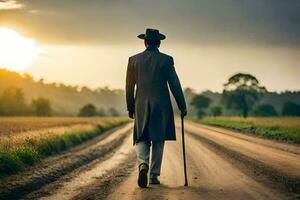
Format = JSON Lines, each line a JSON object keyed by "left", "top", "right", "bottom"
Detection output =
{"left": 181, "top": 115, "right": 188, "bottom": 186}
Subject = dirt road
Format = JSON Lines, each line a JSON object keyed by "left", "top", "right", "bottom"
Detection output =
{"left": 106, "top": 121, "right": 300, "bottom": 200}
{"left": 1, "top": 121, "right": 299, "bottom": 200}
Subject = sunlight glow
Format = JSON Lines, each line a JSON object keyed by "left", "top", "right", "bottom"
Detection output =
{"left": 0, "top": 27, "right": 42, "bottom": 71}
{"left": 0, "top": 0, "right": 24, "bottom": 10}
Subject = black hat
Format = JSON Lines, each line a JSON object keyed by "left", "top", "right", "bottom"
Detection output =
{"left": 137, "top": 28, "right": 166, "bottom": 41}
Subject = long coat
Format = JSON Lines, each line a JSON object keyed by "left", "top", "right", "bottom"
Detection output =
{"left": 126, "top": 46, "right": 186, "bottom": 144}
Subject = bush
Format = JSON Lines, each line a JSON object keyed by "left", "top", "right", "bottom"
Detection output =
{"left": 78, "top": 104, "right": 97, "bottom": 116}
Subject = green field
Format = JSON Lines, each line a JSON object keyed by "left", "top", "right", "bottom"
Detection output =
{"left": 0, "top": 117, "right": 128, "bottom": 178}
{"left": 200, "top": 117, "right": 300, "bottom": 144}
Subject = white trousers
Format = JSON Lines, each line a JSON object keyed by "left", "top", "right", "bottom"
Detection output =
{"left": 135, "top": 141, "right": 165, "bottom": 178}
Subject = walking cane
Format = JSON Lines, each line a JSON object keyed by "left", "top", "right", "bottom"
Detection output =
{"left": 181, "top": 115, "right": 188, "bottom": 186}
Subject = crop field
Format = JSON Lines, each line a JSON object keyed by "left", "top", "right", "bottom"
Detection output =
{"left": 0, "top": 117, "right": 126, "bottom": 136}
{"left": 0, "top": 117, "right": 128, "bottom": 177}
{"left": 200, "top": 117, "right": 300, "bottom": 144}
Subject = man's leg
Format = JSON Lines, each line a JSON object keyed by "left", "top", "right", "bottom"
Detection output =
{"left": 135, "top": 141, "right": 151, "bottom": 188}
{"left": 135, "top": 141, "right": 151, "bottom": 166}
{"left": 150, "top": 141, "right": 165, "bottom": 181}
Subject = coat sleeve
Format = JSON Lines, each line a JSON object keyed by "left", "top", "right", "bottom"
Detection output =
{"left": 166, "top": 57, "right": 187, "bottom": 112}
{"left": 126, "top": 57, "right": 136, "bottom": 113}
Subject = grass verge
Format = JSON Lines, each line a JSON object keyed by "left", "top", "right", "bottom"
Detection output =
{"left": 0, "top": 118, "right": 127, "bottom": 178}
{"left": 199, "top": 117, "right": 300, "bottom": 144}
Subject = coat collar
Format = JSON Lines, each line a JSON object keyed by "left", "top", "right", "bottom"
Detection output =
{"left": 145, "top": 46, "right": 159, "bottom": 52}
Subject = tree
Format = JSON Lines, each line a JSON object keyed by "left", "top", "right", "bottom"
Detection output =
{"left": 31, "top": 98, "right": 52, "bottom": 116}
{"left": 190, "top": 94, "right": 211, "bottom": 118}
{"left": 282, "top": 102, "right": 300, "bottom": 116}
{"left": 253, "top": 104, "right": 277, "bottom": 116}
{"left": 210, "top": 106, "right": 222, "bottom": 117}
{"left": 222, "top": 73, "right": 266, "bottom": 118}
{"left": 0, "top": 87, "right": 28, "bottom": 115}
{"left": 78, "top": 104, "right": 97, "bottom": 117}
{"left": 108, "top": 107, "right": 120, "bottom": 116}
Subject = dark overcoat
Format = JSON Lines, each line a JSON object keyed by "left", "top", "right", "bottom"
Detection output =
{"left": 126, "top": 46, "right": 186, "bottom": 144}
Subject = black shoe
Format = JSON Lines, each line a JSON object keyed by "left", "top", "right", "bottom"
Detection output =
{"left": 149, "top": 177, "right": 160, "bottom": 185}
{"left": 138, "top": 163, "right": 148, "bottom": 188}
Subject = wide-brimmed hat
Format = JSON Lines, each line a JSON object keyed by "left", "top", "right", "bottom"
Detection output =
{"left": 137, "top": 28, "right": 166, "bottom": 41}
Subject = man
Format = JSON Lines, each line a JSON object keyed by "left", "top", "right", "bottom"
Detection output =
{"left": 126, "top": 28, "right": 187, "bottom": 188}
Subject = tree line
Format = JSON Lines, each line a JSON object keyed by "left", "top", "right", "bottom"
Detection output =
{"left": 0, "top": 69, "right": 125, "bottom": 115}
{"left": 189, "top": 73, "right": 300, "bottom": 118}
{"left": 0, "top": 87, "right": 52, "bottom": 116}
{"left": 0, "top": 69, "right": 299, "bottom": 118}
{"left": 0, "top": 87, "right": 120, "bottom": 117}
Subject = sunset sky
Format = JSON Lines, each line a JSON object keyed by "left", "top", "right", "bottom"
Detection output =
{"left": 0, "top": 0, "right": 299, "bottom": 92}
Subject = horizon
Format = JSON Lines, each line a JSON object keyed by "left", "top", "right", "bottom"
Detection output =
{"left": 1, "top": 67, "right": 299, "bottom": 94}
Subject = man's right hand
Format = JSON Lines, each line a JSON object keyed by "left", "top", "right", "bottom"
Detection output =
{"left": 181, "top": 109, "right": 187, "bottom": 118}
{"left": 128, "top": 111, "right": 134, "bottom": 119}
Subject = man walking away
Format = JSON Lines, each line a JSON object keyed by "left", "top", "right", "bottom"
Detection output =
{"left": 126, "top": 28, "right": 187, "bottom": 188}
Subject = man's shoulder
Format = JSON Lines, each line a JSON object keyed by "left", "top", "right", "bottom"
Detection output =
{"left": 158, "top": 52, "right": 173, "bottom": 61}
{"left": 129, "top": 52, "right": 144, "bottom": 61}
{"left": 129, "top": 50, "right": 173, "bottom": 62}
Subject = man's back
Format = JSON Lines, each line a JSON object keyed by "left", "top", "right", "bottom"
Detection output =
{"left": 129, "top": 47, "right": 173, "bottom": 102}
{"left": 126, "top": 45, "right": 186, "bottom": 142}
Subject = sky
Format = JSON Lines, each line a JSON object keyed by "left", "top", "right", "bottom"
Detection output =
{"left": 0, "top": 0, "right": 300, "bottom": 92}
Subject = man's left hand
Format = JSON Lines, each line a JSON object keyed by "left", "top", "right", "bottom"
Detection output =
{"left": 128, "top": 111, "right": 134, "bottom": 119}
{"left": 181, "top": 109, "right": 187, "bottom": 118}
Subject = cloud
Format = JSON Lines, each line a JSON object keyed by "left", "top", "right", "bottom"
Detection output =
{"left": 0, "top": 0, "right": 23, "bottom": 10}
{"left": 1, "top": 0, "right": 300, "bottom": 47}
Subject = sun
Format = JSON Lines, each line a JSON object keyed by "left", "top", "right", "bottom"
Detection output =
{"left": 0, "top": 27, "right": 42, "bottom": 71}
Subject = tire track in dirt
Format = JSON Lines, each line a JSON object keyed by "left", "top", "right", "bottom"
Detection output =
{"left": 70, "top": 145, "right": 136, "bottom": 200}
{"left": 0, "top": 123, "right": 133, "bottom": 200}
{"left": 184, "top": 122, "right": 300, "bottom": 194}
{"left": 36, "top": 135, "right": 134, "bottom": 200}
{"left": 104, "top": 123, "right": 298, "bottom": 200}
{"left": 4, "top": 120, "right": 299, "bottom": 200}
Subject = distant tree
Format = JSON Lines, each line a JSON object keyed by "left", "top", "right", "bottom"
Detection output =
{"left": 282, "top": 102, "right": 300, "bottom": 116}
{"left": 0, "top": 87, "right": 28, "bottom": 115}
{"left": 23, "top": 74, "right": 34, "bottom": 81}
{"left": 253, "top": 104, "right": 277, "bottom": 116}
{"left": 183, "top": 88, "right": 198, "bottom": 116}
{"left": 190, "top": 94, "right": 211, "bottom": 118}
{"left": 31, "top": 97, "right": 52, "bottom": 116}
{"left": 210, "top": 106, "right": 222, "bottom": 117}
{"left": 108, "top": 107, "right": 120, "bottom": 116}
{"left": 38, "top": 78, "right": 44, "bottom": 84}
{"left": 97, "top": 108, "right": 106, "bottom": 116}
{"left": 80, "top": 86, "right": 92, "bottom": 93}
{"left": 78, "top": 104, "right": 97, "bottom": 117}
{"left": 183, "top": 87, "right": 196, "bottom": 103}
{"left": 222, "top": 73, "right": 266, "bottom": 118}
